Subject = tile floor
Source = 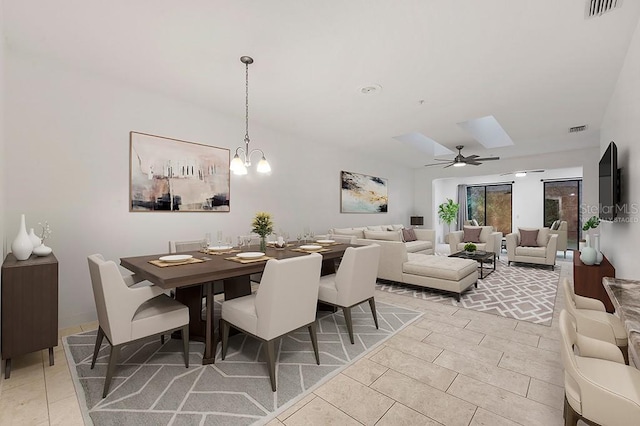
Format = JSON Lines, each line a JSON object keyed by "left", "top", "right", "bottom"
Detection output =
{"left": 0, "top": 258, "right": 579, "bottom": 425}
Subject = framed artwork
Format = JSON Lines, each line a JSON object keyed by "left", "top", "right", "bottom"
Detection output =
{"left": 340, "top": 171, "right": 388, "bottom": 213}
{"left": 129, "top": 132, "right": 230, "bottom": 212}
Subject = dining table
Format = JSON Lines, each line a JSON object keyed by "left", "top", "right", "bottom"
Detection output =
{"left": 602, "top": 277, "right": 640, "bottom": 368}
{"left": 120, "top": 242, "right": 355, "bottom": 365}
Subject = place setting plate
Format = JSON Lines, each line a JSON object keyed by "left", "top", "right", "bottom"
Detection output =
{"left": 227, "top": 252, "right": 271, "bottom": 264}
{"left": 237, "top": 252, "right": 266, "bottom": 259}
{"left": 159, "top": 254, "right": 193, "bottom": 263}
{"left": 316, "top": 239, "right": 335, "bottom": 244}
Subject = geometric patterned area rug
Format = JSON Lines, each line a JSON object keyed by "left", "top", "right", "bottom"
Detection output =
{"left": 64, "top": 301, "right": 421, "bottom": 426}
{"left": 376, "top": 257, "right": 560, "bottom": 326}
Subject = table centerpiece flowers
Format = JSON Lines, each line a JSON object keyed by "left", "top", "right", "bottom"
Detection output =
{"left": 252, "top": 212, "right": 274, "bottom": 252}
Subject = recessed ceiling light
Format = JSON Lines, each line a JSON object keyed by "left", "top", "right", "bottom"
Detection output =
{"left": 359, "top": 84, "right": 382, "bottom": 95}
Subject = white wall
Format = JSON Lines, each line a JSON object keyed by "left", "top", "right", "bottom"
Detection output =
{"left": 599, "top": 15, "right": 640, "bottom": 279}
{"left": 4, "top": 50, "right": 414, "bottom": 327}
{"left": 432, "top": 167, "right": 583, "bottom": 242}
{"left": 415, "top": 147, "right": 599, "bottom": 236}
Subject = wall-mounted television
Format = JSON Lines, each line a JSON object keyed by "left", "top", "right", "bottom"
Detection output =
{"left": 599, "top": 141, "right": 619, "bottom": 221}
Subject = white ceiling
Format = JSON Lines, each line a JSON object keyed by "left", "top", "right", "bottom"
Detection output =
{"left": 3, "top": 0, "right": 640, "bottom": 167}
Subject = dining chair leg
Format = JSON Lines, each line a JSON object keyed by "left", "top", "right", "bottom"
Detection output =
{"left": 91, "top": 326, "right": 105, "bottom": 369}
{"left": 563, "top": 395, "right": 580, "bottom": 426}
{"left": 221, "top": 319, "right": 230, "bottom": 360}
{"left": 103, "top": 344, "right": 121, "bottom": 398}
{"left": 182, "top": 325, "right": 190, "bottom": 368}
{"left": 368, "top": 297, "right": 379, "bottom": 329}
{"left": 264, "top": 339, "right": 277, "bottom": 392}
{"left": 161, "top": 334, "right": 165, "bottom": 345}
{"left": 343, "top": 307, "right": 355, "bottom": 344}
{"left": 308, "top": 322, "right": 320, "bottom": 365}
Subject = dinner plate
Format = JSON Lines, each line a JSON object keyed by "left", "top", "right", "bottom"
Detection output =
{"left": 237, "top": 252, "right": 265, "bottom": 259}
{"left": 159, "top": 254, "right": 193, "bottom": 263}
{"left": 300, "top": 244, "right": 323, "bottom": 251}
{"left": 316, "top": 239, "right": 335, "bottom": 244}
{"left": 209, "top": 245, "right": 233, "bottom": 251}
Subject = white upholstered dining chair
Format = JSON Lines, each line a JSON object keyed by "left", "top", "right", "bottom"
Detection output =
{"left": 317, "top": 244, "right": 381, "bottom": 344}
{"left": 87, "top": 254, "right": 190, "bottom": 398}
{"left": 559, "top": 309, "right": 640, "bottom": 425}
{"left": 220, "top": 253, "right": 323, "bottom": 392}
{"left": 562, "top": 277, "right": 628, "bottom": 364}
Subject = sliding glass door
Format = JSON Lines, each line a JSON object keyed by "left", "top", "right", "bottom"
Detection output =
{"left": 467, "top": 184, "right": 512, "bottom": 235}
{"left": 543, "top": 180, "right": 581, "bottom": 250}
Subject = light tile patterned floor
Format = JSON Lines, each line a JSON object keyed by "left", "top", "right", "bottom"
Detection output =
{"left": 0, "top": 259, "right": 581, "bottom": 425}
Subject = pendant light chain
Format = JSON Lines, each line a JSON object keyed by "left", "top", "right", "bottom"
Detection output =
{"left": 245, "top": 60, "right": 250, "bottom": 142}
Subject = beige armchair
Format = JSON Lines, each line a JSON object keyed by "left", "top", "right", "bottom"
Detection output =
{"left": 318, "top": 244, "right": 381, "bottom": 344}
{"left": 559, "top": 310, "right": 640, "bottom": 426}
{"left": 87, "top": 254, "right": 190, "bottom": 398}
{"left": 449, "top": 226, "right": 502, "bottom": 256}
{"left": 549, "top": 220, "right": 568, "bottom": 258}
{"left": 221, "top": 253, "right": 323, "bottom": 391}
{"left": 506, "top": 228, "right": 558, "bottom": 270}
{"left": 562, "top": 277, "right": 628, "bottom": 363}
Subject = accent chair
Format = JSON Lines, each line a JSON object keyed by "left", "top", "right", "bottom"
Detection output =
{"left": 506, "top": 228, "right": 558, "bottom": 270}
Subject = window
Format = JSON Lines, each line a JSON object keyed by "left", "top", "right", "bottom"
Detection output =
{"left": 467, "top": 184, "right": 512, "bottom": 235}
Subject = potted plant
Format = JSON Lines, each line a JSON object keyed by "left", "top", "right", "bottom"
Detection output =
{"left": 251, "top": 212, "right": 274, "bottom": 252}
{"left": 463, "top": 242, "right": 477, "bottom": 254}
{"left": 581, "top": 215, "right": 602, "bottom": 264}
{"left": 438, "top": 198, "right": 459, "bottom": 243}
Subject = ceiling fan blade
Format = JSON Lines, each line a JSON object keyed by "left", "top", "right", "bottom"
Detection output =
{"left": 424, "top": 162, "right": 452, "bottom": 167}
{"left": 431, "top": 158, "right": 453, "bottom": 161}
{"left": 467, "top": 161, "right": 482, "bottom": 166}
{"left": 529, "top": 169, "right": 545, "bottom": 173}
{"left": 443, "top": 163, "right": 455, "bottom": 169}
{"left": 473, "top": 157, "right": 500, "bottom": 161}
{"left": 464, "top": 154, "right": 480, "bottom": 160}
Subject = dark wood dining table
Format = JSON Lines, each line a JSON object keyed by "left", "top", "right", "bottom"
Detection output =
{"left": 120, "top": 243, "right": 354, "bottom": 364}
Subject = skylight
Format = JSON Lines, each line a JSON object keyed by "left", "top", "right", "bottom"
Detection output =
{"left": 393, "top": 132, "right": 454, "bottom": 156}
{"left": 457, "top": 115, "right": 514, "bottom": 149}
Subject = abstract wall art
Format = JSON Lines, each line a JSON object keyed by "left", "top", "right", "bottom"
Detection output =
{"left": 129, "top": 132, "right": 230, "bottom": 212}
{"left": 340, "top": 171, "right": 388, "bottom": 213}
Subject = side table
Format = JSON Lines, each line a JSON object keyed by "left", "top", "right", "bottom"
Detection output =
{"left": 1, "top": 253, "right": 59, "bottom": 379}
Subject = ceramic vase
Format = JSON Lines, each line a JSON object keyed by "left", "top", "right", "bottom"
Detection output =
{"left": 580, "top": 234, "right": 597, "bottom": 266}
{"left": 11, "top": 214, "right": 33, "bottom": 260}
{"left": 593, "top": 234, "right": 603, "bottom": 265}
{"left": 33, "top": 244, "right": 52, "bottom": 257}
{"left": 28, "top": 228, "right": 42, "bottom": 249}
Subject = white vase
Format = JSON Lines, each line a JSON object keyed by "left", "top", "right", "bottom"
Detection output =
{"left": 580, "top": 234, "right": 597, "bottom": 266}
{"left": 28, "top": 228, "right": 42, "bottom": 249}
{"left": 33, "top": 243, "right": 52, "bottom": 257}
{"left": 11, "top": 214, "right": 33, "bottom": 260}
{"left": 593, "top": 234, "right": 603, "bottom": 265}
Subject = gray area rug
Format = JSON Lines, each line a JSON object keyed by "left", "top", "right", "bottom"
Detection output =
{"left": 64, "top": 301, "right": 421, "bottom": 425}
{"left": 377, "top": 257, "right": 560, "bottom": 325}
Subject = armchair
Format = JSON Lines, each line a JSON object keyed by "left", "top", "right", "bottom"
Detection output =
{"left": 506, "top": 228, "right": 558, "bottom": 270}
{"left": 448, "top": 226, "right": 502, "bottom": 256}
{"left": 559, "top": 310, "right": 640, "bottom": 426}
{"left": 549, "top": 220, "right": 568, "bottom": 258}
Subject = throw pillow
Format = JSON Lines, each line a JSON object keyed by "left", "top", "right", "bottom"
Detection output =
{"left": 519, "top": 229, "right": 540, "bottom": 247}
{"left": 402, "top": 228, "right": 417, "bottom": 242}
{"left": 332, "top": 228, "right": 365, "bottom": 238}
{"left": 462, "top": 226, "right": 482, "bottom": 243}
{"left": 550, "top": 220, "right": 559, "bottom": 230}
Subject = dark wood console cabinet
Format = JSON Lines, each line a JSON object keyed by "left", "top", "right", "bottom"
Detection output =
{"left": 1, "top": 253, "right": 58, "bottom": 379}
{"left": 573, "top": 250, "right": 615, "bottom": 313}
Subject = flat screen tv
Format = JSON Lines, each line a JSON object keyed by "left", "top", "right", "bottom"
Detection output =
{"left": 599, "top": 141, "right": 618, "bottom": 221}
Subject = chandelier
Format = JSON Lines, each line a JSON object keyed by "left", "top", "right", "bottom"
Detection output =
{"left": 229, "top": 56, "right": 271, "bottom": 175}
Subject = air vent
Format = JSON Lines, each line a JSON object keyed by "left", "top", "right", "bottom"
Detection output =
{"left": 569, "top": 125, "right": 588, "bottom": 133}
{"left": 585, "top": 0, "right": 622, "bottom": 18}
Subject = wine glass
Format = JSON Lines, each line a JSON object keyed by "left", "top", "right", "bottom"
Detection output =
{"left": 203, "top": 233, "right": 211, "bottom": 251}
{"left": 217, "top": 231, "right": 223, "bottom": 247}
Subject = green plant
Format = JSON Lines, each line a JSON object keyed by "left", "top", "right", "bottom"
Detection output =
{"left": 251, "top": 212, "right": 274, "bottom": 237}
{"left": 582, "top": 215, "right": 600, "bottom": 232}
{"left": 438, "top": 198, "right": 459, "bottom": 226}
{"left": 463, "top": 242, "right": 477, "bottom": 252}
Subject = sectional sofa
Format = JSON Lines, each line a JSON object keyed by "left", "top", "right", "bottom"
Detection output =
{"left": 329, "top": 225, "right": 435, "bottom": 255}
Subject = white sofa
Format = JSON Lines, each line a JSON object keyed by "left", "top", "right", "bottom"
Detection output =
{"left": 506, "top": 228, "right": 558, "bottom": 270}
{"left": 354, "top": 238, "right": 478, "bottom": 301}
{"left": 449, "top": 226, "right": 503, "bottom": 256}
{"left": 330, "top": 225, "right": 435, "bottom": 255}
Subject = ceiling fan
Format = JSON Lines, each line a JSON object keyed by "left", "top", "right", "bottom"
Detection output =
{"left": 500, "top": 170, "right": 545, "bottom": 177}
{"left": 424, "top": 145, "right": 500, "bottom": 168}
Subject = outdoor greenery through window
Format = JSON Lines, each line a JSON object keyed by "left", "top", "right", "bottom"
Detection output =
{"left": 467, "top": 184, "right": 512, "bottom": 235}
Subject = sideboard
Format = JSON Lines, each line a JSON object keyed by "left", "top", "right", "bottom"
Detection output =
{"left": 573, "top": 250, "right": 615, "bottom": 313}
